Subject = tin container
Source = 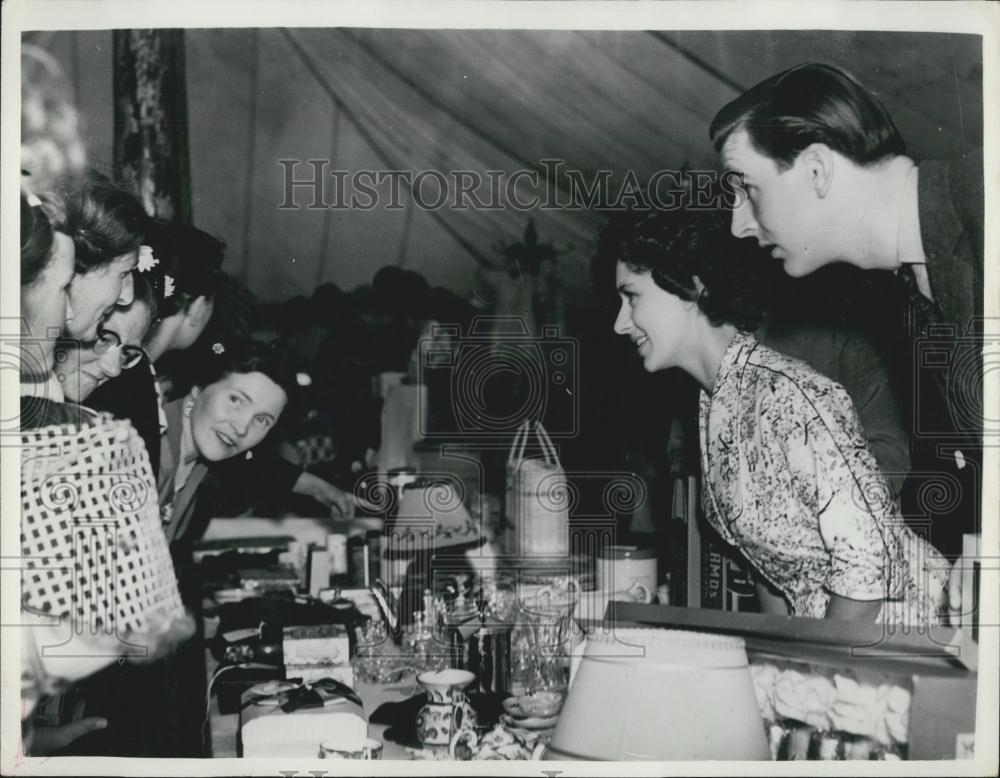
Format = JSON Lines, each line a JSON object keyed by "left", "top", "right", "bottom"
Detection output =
{"left": 596, "top": 545, "right": 657, "bottom": 596}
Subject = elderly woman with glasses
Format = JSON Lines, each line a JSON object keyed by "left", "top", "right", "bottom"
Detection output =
{"left": 53, "top": 274, "right": 155, "bottom": 403}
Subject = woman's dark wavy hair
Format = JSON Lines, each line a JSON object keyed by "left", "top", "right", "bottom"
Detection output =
{"left": 709, "top": 62, "right": 906, "bottom": 170}
{"left": 198, "top": 338, "right": 300, "bottom": 421}
{"left": 143, "top": 218, "right": 225, "bottom": 319}
{"left": 593, "top": 207, "right": 769, "bottom": 332}
{"left": 52, "top": 175, "right": 150, "bottom": 274}
{"left": 21, "top": 192, "right": 56, "bottom": 287}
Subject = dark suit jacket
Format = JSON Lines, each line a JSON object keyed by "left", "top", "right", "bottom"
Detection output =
{"left": 919, "top": 149, "right": 984, "bottom": 333}
{"left": 914, "top": 149, "right": 984, "bottom": 446}
{"left": 901, "top": 149, "right": 985, "bottom": 557}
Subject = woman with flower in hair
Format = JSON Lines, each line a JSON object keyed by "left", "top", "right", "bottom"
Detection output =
{"left": 157, "top": 338, "right": 298, "bottom": 545}
{"left": 88, "top": 220, "right": 373, "bottom": 518}
{"left": 85, "top": 218, "right": 224, "bottom": 475}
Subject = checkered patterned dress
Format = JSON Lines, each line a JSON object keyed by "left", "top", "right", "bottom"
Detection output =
{"left": 20, "top": 413, "right": 185, "bottom": 635}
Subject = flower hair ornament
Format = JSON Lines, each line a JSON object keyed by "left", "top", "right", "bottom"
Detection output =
{"left": 211, "top": 342, "right": 225, "bottom": 355}
{"left": 137, "top": 245, "right": 159, "bottom": 273}
{"left": 163, "top": 275, "right": 176, "bottom": 298}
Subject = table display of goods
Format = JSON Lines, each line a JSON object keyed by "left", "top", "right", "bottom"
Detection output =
{"left": 198, "top": 506, "right": 984, "bottom": 765}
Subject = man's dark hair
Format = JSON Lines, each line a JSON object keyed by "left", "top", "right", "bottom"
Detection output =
{"left": 709, "top": 62, "right": 906, "bottom": 169}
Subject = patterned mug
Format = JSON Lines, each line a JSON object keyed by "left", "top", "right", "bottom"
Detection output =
{"left": 415, "top": 668, "right": 478, "bottom": 749}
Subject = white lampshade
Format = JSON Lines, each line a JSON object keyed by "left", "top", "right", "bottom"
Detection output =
{"left": 545, "top": 627, "right": 769, "bottom": 761}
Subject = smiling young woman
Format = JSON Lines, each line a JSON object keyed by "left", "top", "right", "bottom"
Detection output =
{"left": 157, "top": 338, "right": 298, "bottom": 546}
{"left": 594, "top": 208, "right": 947, "bottom": 627}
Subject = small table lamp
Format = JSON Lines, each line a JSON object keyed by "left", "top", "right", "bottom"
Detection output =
{"left": 544, "top": 627, "right": 769, "bottom": 761}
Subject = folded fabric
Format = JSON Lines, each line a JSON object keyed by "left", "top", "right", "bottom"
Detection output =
{"left": 280, "top": 677, "right": 363, "bottom": 712}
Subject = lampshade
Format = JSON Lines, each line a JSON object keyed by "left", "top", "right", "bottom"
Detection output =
{"left": 544, "top": 627, "right": 769, "bottom": 761}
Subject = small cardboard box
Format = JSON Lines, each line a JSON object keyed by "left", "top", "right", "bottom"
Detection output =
{"left": 611, "top": 603, "right": 978, "bottom": 760}
{"left": 238, "top": 684, "right": 366, "bottom": 758}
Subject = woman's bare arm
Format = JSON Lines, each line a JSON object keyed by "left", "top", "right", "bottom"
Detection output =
{"left": 825, "top": 593, "right": 882, "bottom": 622}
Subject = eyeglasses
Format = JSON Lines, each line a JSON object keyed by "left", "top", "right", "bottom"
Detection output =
{"left": 93, "top": 327, "right": 146, "bottom": 370}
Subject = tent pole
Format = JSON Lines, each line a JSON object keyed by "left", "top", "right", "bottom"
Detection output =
{"left": 112, "top": 29, "right": 191, "bottom": 223}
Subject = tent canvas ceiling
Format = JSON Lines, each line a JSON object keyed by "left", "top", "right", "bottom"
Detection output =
{"left": 30, "top": 28, "right": 983, "bottom": 307}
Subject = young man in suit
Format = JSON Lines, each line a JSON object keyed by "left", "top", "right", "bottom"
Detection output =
{"left": 710, "top": 62, "right": 985, "bottom": 617}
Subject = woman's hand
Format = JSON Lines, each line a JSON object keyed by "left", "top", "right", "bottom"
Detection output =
{"left": 293, "top": 471, "right": 378, "bottom": 516}
{"left": 22, "top": 608, "right": 193, "bottom": 715}
{"left": 123, "top": 610, "right": 196, "bottom": 664}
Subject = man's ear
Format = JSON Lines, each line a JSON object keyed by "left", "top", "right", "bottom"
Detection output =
{"left": 800, "top": 143, "right": 835, "bottom": 198}
{"left": 184, "top": 295, "right": 213, "bottom": 330}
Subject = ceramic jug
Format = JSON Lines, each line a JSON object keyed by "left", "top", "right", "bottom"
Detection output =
{"left": 415, "top": 669, "right": 478, "bottom": 749}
